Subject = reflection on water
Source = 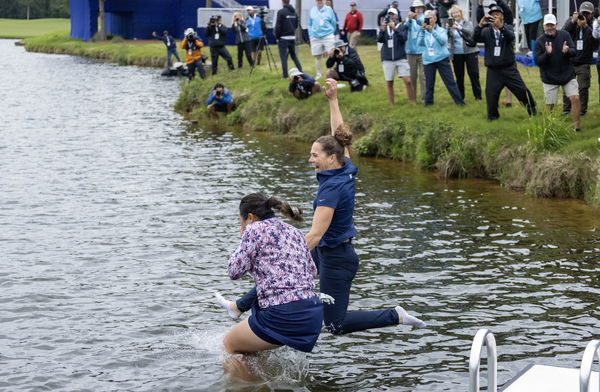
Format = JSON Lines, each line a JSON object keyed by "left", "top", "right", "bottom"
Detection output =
{"left": 1, "top": 39, "right": 599, "bottom": 391}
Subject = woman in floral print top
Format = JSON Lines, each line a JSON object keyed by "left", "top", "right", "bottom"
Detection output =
{"left": 222, "top": 193, "right": 323, "bottom": 382}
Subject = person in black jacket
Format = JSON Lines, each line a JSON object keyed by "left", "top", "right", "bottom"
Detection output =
{"left": 276, "top": 0, "right": 303, "bottom": 78}
{"left": 152, "top": 30, "right": 181, "bottom": 67}
{"left": 325, "top": 40, "right": 368, "bottom": 91}
{"left": 534, "top": 14, "right": 580, "bottom": 132}
{"left": 561, "top": 2, "right": 598, "bottom": 116}
{"left": 206, "top": 15, "right": 235, "bottom": 75}
{"left": 231, "top": 12, "right": 254, "bottom": 68}
{"left": 474, "top": 5, "right": 536, "bottom": 120}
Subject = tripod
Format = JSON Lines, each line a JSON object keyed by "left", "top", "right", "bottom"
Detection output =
{"left": 250, "top": 35, "right": 278, "bottom": 75}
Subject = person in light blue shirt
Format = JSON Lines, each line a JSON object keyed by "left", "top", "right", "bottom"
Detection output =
{"left": 246, "top": 6, "right": 266, "bottom": 65}
{"left": 406, "top": 0, "right": 427, "bottom": 103}
{"left": 417, "top": 10, "right": 464, "bottom": 106}
{"left": 516, "top": 0, "right": 542, "bottom": 53}
{"left": 308, "top": 0, "right": 337, "bottom": 79}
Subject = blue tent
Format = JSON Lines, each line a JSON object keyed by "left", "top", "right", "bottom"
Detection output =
{"left": 70, "top": 0, "right": 269, "bottom": 42}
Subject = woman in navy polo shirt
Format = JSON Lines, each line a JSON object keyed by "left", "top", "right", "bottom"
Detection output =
{"left": 216, "top": 80, "right": 426, "bottom": 335}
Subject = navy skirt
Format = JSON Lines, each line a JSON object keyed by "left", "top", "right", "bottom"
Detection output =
{"left": 248, "top": 296, "right": 324, "bottom": 353}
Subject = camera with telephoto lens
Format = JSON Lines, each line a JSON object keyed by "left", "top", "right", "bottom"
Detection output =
{"left": 410, "top": 6, "right": 416, "bottom": 12}
{"left": 209, "top": 15, "right": 219, "bottom": 25}
{"left": 215, "top": 89, "right": 223, "bottom": 98}
{"left": 293, "top": 75, "right": 300, "bottom": 82}
{"left": 334, "top": 48, "right": 340, "bottom": 56}
{"left": 577, "top": 13, "right": 585, "bottom": 21}
{"left": 257, "top": 7, "right": 268, "bottom": 18}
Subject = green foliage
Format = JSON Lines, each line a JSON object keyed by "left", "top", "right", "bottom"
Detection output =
{"left": 0, "top": 18, "right": 69, "bottom": 38}
{"left": 525, "top": 112, "right": 575, "bottom": 152}
{"left": 0, "top": 0, "right": 69, "bottom": 19}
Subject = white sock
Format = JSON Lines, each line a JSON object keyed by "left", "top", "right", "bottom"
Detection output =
{"left": 396, "top": 306, "right": 427, "bottom": 329}
{"left": 214, "top": 292, "right": 241, "bottom": 320}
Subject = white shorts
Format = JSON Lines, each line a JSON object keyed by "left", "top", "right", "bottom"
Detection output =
{"left": 310, "top": 35, "right": 335, "bottom": 56}
{"left": 543, "top": 79, "right": 579, "bottom": 105}
{"left": 382, "top": 59, "right": 410, "bottom": 81}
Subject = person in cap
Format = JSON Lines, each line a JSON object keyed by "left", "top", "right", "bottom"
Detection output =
{"left": 561, "top": 1, "right": 598, "bottom": 116}
{"left": 417, "top": 10, "right": 465, "bottom": 106}
{"left": 180, "top": 28, "right": 206, "bottom": 80}
{"left": 534, "top": 14, "right": 581, "bottom": 132}
{"left": 593, "top": 9, "right": 600, "bottom": 103}
{"left": 246, "top": 6, "right": 266, "bottom": 65}
{"left": 206, "top": 83, "right": 235, "bottom": 119}
{"left": 377, "top": 1, "right": 402, "bottom": 29}
{"left": 516, "top": 0, "right": 543, "bottom": 56}
{"left": 288, "top": 68, "right": 322, "bottom": 99}
{"left": 343, "top": 2, "right": 364, "bottom": 48}
{"left": 474, "top": 5, "right": 537, "bottom": 120}
{"left": 447, "top": 4, "right": 482, "bottom": 101}
{"left": 152, "top": 30, "right": 181, "bottom": 68}
{"left": 308, "top": 0, "right": 338, "bottom": 79}
{"left": 378, "top": 7, "right": 414, "bottom": 104}
{"left": 325, "top": 39, "right": 368, "bottom": 91}
{"left": 275, "top": 0, "right": 303, "bottom": 78}
{"left": 206, "top": 16, "right": 235, "bottom": 75}
{"left": 406, "top": 0, "right": 427, "bottom": 103}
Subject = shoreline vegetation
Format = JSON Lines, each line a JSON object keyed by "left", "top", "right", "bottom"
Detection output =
{"left": 18, "top": 28, "right": 600, "bottom": 208}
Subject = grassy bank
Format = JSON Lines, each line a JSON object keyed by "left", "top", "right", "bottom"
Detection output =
{"left": 0, "top": 18, "right": 69, "bottom": 38}
{"left": 21, "top": 31, "right": 600, "bottom": 207}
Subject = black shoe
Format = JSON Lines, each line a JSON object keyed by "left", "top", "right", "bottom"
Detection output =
{"left": 580, "top": 111, "right": 587, "bottom": 116}
{"left": 505, "top": 102, "right": 512, "bottom": 107}
{"left": 574, "top": 128, "right": 581, "bottom": 132}
{"left": 561, "top": 111, "right": 570, "bottom": 116}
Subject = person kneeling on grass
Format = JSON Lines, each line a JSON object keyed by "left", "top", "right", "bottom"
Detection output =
{"left": 206, "top": 83, "right": 235, "bottom": 119}
{"left": 288, "top": 68, "right": 322, "bottom": 99}
{"left": 325, "top": 40, "right": 368, "bottom": 92}
{"left": 222, "top": 193, "right": 323, "bottom": 382}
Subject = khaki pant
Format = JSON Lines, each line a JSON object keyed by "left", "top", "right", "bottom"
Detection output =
{"left": 563, "top": 64, "right": 591, "bottom": 113}
{"left": 348, "top": 31, "right": 360, "bottom": 48}
{"left": 407, "top": 53, "right": 426, "bottom": 103}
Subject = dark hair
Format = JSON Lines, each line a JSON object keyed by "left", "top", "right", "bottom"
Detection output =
{"left": 282, "top": 0, "right": 290, "bottom": 4}
{"left": 239, "top": 193, "right": 304, "bottom": 222}
{"left": 314, "top": 124, "right": 353, "bottom": 165}
{"left": 214, "top": 83, "right": 224, "bottom": 89}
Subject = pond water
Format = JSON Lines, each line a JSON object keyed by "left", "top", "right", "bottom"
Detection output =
{"left": 1, "top": 39, "right": 599, "bottom": 391}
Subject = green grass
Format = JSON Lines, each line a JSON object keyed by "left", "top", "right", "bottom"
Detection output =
{"left": 0, "top": 18, "right": 70, "bottom": 38}
{"left": 20, "top": 31, "right": 600, "bottom": 206}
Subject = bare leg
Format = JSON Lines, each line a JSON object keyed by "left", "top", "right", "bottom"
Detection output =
{"left": 402, "top": 76, "right": 416, "bottom": 103}
{"left": 505, "top": 89, "right": 513, "bottom": 106}
{"left": 314, "top": 54, "right": 323, "bottom": 78}
{"left": 207, "top": 104, "right": 218, "bottom": 120}
{"left": 386, "top": 80, "right": 395, "bottom": 105}
{"left": 569, "top": 95, "right": 581, "bottom": 129}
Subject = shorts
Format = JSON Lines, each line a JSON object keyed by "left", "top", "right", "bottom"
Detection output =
{"left": 310, "top": 35, "right": 335, "bottom": 56}
{"left": 250, "top": 38, "right": 265, "bottom": 51}
{"left": 212, "top": 103, "right": 229, "bottom": 112}
{"left": 248, "top": 296, "right": 324, "bottom": 353}
{"left": 382, "top": 59, "right": 410, "bottom": 81}
{"left": 543, "top": 79, "right": 579, "bottom": 104}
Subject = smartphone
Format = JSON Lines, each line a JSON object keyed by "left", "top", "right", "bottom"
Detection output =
{"left": 410, "top": 6, "right": 416, "bottom": 12}
{"left": 424, "top": 17, "right": 431, "bottom": 25}
{"left": 448, "top": 19, "right": 454, "bottom": 27}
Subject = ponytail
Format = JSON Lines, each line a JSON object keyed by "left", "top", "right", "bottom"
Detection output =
{"left": 239, "top": 193, "right": 304, "bottom": 222}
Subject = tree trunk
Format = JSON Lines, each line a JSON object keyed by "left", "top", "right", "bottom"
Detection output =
{"left": 98, "top": 0, "right": 107, "bottom": 40}
{"left": 295, "top": 0, "right": 302, "bottom": 42}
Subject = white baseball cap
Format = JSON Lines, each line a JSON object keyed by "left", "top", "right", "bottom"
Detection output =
{"left": 246, "top": 6, "right": 253, "bottom": 11}
{"left": 387, "top": 8, "right": 398, "bottom": 15}
{"left": 543, "top": 14, "right": 557, "bottom": 25}
{"left": 289, "top": 68, "right": 303, "bottom": 77}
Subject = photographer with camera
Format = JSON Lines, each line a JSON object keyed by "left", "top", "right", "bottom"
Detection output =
{"left": 152, "top": 30, "right": 181, "bottom": 68}
{"left": 231, "top": 12, "right": 254, "bottom": 69}
{"left": 246, "top": 6, "right": 267, "bottom": 65}
{"left": 276, "top": 0, "right": 303, "bottom": 79}
{"left": 417, "top": 10, "right": 464, "bottom": 106}
{"left": 406, "top": 0, "right": 427, "bottom": 103}
{"left": 447, "top": 5, "right": 481, "bottom": 101}
{"left": 206, "top": 83, "right": 235, "bottom": 119}
{"left": 325, "top": 39, "right": 368, "bottom": 92}
{"left": 206, "top": 15, "right": 235, "bottom": 75}
{"left": 561, "top": 2, "right": 598, "bottom": 116}
{"left": 288, "top": 68, "right": 322, "bottom": 99}
{"left": 180, "top": 28, "right": 206, "bottom": 80}
{"left": 474, "top": 5, "right": 536, "bottom": 120}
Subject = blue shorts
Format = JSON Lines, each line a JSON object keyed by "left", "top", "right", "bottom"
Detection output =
{"left": 248, "top": 296, "right": 324, "bottom": 353}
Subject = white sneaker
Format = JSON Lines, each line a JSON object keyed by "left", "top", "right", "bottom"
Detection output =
{"left": 316, "top": 72, "right": 322, "bottom": 79}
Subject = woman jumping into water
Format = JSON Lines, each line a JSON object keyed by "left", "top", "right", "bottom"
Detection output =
{"left": 222, "top": 193, "right": 323, "bottom": 381}
{"left": 216, "top": 79, "right": 426, "bottom": 335}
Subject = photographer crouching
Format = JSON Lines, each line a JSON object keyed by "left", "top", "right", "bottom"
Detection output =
{"left": 325, "top": 40, "right": 369, "bottom": 91}
{"left": 288, "top": 68, "right": 322, "bottom": 99}
{"left": 180, "top": 28, "right": 206, "bottom": 80}
{"left": 206, "top": 15, "right": 235, "bottom": 75}
{"left": 206, "top": 83, "right": 235, "bottom": 119}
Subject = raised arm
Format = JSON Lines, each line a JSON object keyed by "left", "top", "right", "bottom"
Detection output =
{"left": 323, "top": 79, "right": 350, "bottom": 158}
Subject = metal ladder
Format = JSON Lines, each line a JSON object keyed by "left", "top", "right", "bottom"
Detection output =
{"left": 468, "top": 329, "right": 600, "bottom": 392}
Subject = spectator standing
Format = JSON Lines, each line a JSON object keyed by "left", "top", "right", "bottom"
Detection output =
{"left": 562, "top": 2, "right": 598, "bottom": 116}
{"left": 206, "top": 83, "right": 235, "bottom": 119}
{"left": 378, "top": 8, "right": 414, "bottom": 104}
{"left": 534, "top": 14, "right": 580, "bottom": 132}
{"left": 378, "top": 1, "right": 401, "bottom": 27}
{"left": 437, "top": 0, "right": 455, "bottom": 27}
{"left": 275, "top": 0, "right": 303, "bottom": 79}
{"left": 343, "top": 2, "right": 363, "bottom": 48}
{"left": 417, "top": 10, "right": 464, "bottom": 106}
{"left": 308, "top": 0, "right": 337, "bottom": 79}
{"left": 447, "top": 5, "right": 482, "bottom": 100}
{"left": 246, "top": 6, "right": 266, "bottom": 65}
{"left": 152, "top": 30, "right": 181, "bottom": 67}
{"left": 406, "top": 0, "right": 427, "bottom": 103}
{"left": 180, "top": 28, "right": 206, "bottom": 80}
{"left": 594, "top": 14, "right": 600, "bottom": 103}
{"left": 288, "top": 68, "right": 322, "bottom": 99}
{"left": 325, "top": 40, "right": 368, "bottom": 91}
{"left": 206, "top": 16, "right": 235, "bottom": 75}
{"left": 516, "top": 0, "right": 542, "bottom": 55}
{"left": 231, "top": 12, "right": 254, "bottom": 69}
{"left": 474, "top": 5, "right": 536, "bottom": 120}
{"left": 326, "top": 0, "right": 341, "bottom": 38}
